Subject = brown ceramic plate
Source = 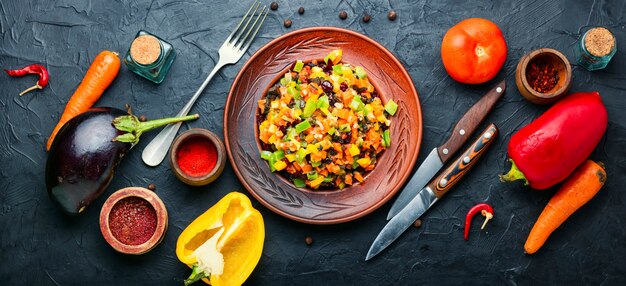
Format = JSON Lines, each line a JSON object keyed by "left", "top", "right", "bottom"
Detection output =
{"left": 224, "top": 27, "right": 422, "bottom": 224}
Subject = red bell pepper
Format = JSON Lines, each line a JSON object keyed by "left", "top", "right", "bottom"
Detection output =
{"left": 500, "top": 92, "right": 607, "bottom": 189}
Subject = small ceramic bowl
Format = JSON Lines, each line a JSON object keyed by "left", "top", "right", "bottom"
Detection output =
{"left": 170, "top": 128, "right": 226, "bottom": 186}
{"left": 515, "top": 48, "right": 572, "bottom": 105}
{"left": 99, "top": 187, "right": 168, "bottom": 255}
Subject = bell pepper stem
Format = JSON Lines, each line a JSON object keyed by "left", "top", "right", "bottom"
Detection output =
{"left": 184, "top": 265, "right": 209, "bottom": 286}
{"left": 499, "top": 159, "right": 529, "bottom": 185}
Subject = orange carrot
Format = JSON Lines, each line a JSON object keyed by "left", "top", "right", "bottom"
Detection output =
{"left": 46, "top": 50, "right": 120, "bottom": 151}
{"left": 524, "top": 160, "right": 606, "bottom": 254}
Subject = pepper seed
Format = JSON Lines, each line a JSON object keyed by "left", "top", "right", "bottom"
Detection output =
{"left": 362, "top": 14, "right": 371, "bottom": 23}
{"left": 270, "top": 2, "right": 278, "bottom": 10}
{"left": 283, "top": 19, "right": 292, "bottom": 28}
{"left": 298, "top": 7, "right": 305, "bottom": 15}
{"left": 147, "top": 184, "right": 156, "bottom": 191}
{"left": 305, "top": 235, "right": 313, "bottom": 246}
{"left": 339, "top": 10, "right": 348, "bottom": 20}
{"left": 387, "top": 10, "right": 397, "bottom": 21}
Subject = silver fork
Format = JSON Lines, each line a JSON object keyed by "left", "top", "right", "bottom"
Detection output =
{"left": 142, "top": 1, "right": 268, "bottom": 166}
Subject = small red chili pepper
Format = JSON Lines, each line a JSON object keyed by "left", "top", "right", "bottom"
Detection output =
{"left": 464, "top": 203, "right": 494, "bottom": 240}
{"left": 4, "top": 64, "right": 49, "bottom": 96}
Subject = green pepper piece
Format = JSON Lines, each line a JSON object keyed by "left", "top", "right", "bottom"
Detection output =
{"left": 293, "top": 60, "right": 304, "bottom": 73}
{"left": 273, "top": 150, "right": 285, "bottom": 161}
{"left": 327, "top": 127, "right": 337, "bottom": 135}
{"left": 323, "top": 176, "right": 334, "bottom": 183}
{"left": 287, "top": 86, "right": 301, "bottom": 99}
{"left": 293, "top": 178, "right": 306, "bottom": 188}
{"left": 268, "top": 156, "right": 276, "bottom": 172}
{"left": 383, "top": 129, "right": 391, "bottom": 147}
{"left": 355, "top": 66, "right": 367, "bottom": 79}
{"left": 307, "top": 171, "right": 318, "bottom": 180}
{"left": 339, "top": 123, "right": 351, "bottom": 132}
{"left": 332, "top": 64, "right": 344, "bottom": 75}
{"left": 302, "top": 98, "right": 318, "bottom": 118}
{"left": 311, "top": 160, "right": 321, "bottom": 167}
{"left": 384, "top": 99, "right": 398, "bottom": 116}
{"left": 296, "top": 148, "right": 307, "bottom": 164}
{"left": 317, "top": 95, "right": 330, "bottom": 109}
{"left": 261, "top": 150, "right": 272, "bottom": 160}
{"left": 295, "top": 121, "right": 312, "bottom": 133}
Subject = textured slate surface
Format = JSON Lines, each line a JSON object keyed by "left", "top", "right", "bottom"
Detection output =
{"left": 1, "top": 0, "right": 625, "bottom": 285}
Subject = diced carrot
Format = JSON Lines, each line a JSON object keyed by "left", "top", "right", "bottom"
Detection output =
{"left": 301, "top": 164, "right": 313, "bottom": 173}
{"left": 354, "top": 172, "right": 364, "bottom": 182}
{"left": 343, "top": 174, "right": 352, "bottom": 185}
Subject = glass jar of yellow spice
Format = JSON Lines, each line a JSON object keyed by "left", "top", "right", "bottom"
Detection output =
{"left": 578, "top": 27, "right": 616, "bottom": 71}
{"left": 124, "top": 31, "right": 176, "bottom": 83}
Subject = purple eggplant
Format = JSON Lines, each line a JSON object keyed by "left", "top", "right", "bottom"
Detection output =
{"left": 46, "top": 107, "right": 198, "bottom": 215}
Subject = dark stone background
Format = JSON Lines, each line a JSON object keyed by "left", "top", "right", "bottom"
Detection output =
{"left": 1, "top": 0, "right": 625, "bottom": 285}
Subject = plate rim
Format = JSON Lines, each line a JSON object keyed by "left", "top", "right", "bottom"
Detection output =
{"left": 224, "top": 26, "right": 422, "bottom": 224}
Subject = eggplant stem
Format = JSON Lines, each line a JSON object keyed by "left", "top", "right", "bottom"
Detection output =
{"left": 184, "top": 265, "right": 209, "bottom": 286}
{"left": 138, "top": 114, "right": 199, "bottom": 133}
{"left": 112, "top": 114, "right": 199, "bottom": 144}
{"left": 498, "top": 159, "right": 529, "bottom": 185}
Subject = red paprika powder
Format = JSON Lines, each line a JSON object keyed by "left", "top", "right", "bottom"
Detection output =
{"left": 176, "top": 137, "right": 218, "bottom": 177}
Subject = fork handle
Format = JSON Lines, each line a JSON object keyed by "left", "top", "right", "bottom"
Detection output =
{"left": 141, "top": 60, "right": 227, "bottom": 167}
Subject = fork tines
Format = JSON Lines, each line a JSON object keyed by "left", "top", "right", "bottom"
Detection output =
{"left": 226, "top": 0, "right": 268, "bottom": 51}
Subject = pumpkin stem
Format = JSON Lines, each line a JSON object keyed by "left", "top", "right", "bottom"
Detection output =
{"left": 184, "top": 264, "right": 209, "bottom": 286}
{"left": 499, "top": 159, "right": 529, "bottom": 185}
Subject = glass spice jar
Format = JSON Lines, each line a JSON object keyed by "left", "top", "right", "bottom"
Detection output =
{"left": 124, "top": 30, "right": 176, "bottom": 84}
{"left": 578, "top": 27, "right": 616, "bottom": 71}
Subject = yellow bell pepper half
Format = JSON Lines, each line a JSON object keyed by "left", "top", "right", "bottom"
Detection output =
{"left": 176, "top": 192, "right": 265, "bottom": 286}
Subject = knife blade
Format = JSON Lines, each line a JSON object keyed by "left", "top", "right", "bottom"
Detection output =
{"left": 386, "top": 80, "right": 506, "bottom": 220}
{"left": 366, "top": 123, "right": 499, "bottom": 261}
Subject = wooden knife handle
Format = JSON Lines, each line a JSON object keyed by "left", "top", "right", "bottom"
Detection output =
{"left": 430, "top": 124, "right": 499, "bottom": 199}
{"left": 436, "top": 80, "right": 505, "bottom": 162}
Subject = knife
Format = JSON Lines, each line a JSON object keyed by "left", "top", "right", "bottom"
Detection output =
{"left": 386, "top": 80, "right": 505, "bottom": 220}
{"left": 366, "top": 123, "right": 498, "bottom": 261}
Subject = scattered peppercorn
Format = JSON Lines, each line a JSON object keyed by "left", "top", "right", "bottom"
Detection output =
{"left": 298, "top": 7, "right": 305, "bottom": 15}
{"left": 283, "top": 19, "right": 292, "bottom": 28}
{"left": 339, "top": 10, "right": 348, "bottom": 20}
{"left": 413, "top": 219, "right": 422, "bottom": 228}
{"left": 362, "top": 14, "right": 371, "bottom": 23}
{"left": 270, "top": 2, "right": 278, "bottom": 10}
{"left": 387, "top": 10, "right": 397, "bottom": 21}
{"left": 305, "top": 235, "right": 313, "bottom": 246}
{"left": 147, "top": 184, "right": 156, "bottom": 191}
{"left": 139, "top": 115, "right": 147, "bottom": 122}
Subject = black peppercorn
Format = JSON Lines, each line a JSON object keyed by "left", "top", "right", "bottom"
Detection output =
{"left": 362, "top": 14, "right": 371, "bottom": 23}
{"left": 339, "top": 11, "right": 348, "bottom": 20}
{"left": 147, "top": 184, "right": 156, "bottom": 191}
{"left": 305, "top": 235, "right": 313, "bottom": 246}
{"left": 298, "top": 7, "right": 305, "bottom": 14}
{"left": 387, "top": 10, "right": 397, "bottom": 21}
{"left": 139, "top": 115, "right": 147, "bottom": 122}
{"left": 270, "top": 2, "right": 278, "bottom": 10}
{"left": 284, "top": 19, "right": 292, "bottom": 28}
